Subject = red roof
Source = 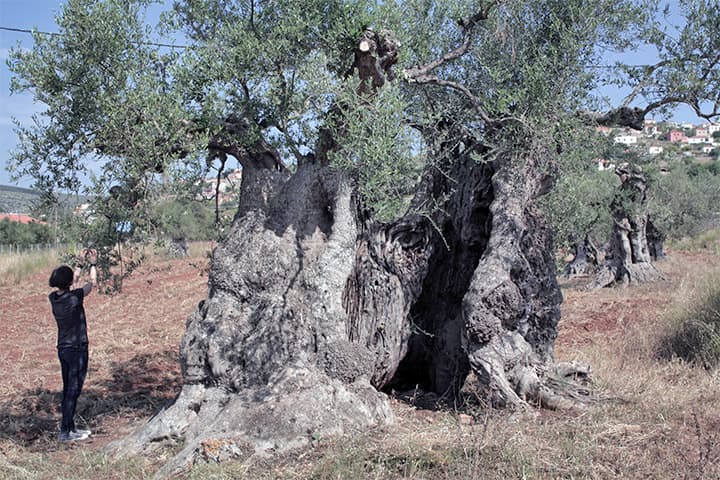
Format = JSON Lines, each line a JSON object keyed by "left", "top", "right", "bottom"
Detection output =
{"left": 0, "top": 213, "right": 46, "bottom": 225}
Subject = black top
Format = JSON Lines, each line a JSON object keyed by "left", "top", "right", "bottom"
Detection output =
{"left": 49, "top": 288, "right": 88, "bottom": 349}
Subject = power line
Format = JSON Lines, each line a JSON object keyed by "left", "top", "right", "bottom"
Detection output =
{"left": 0, "top": 26, "right": 188, "bottom": 49}
{"left": 0, "top": 26, "right": 60, "bottom": 36}
{"left": 0, "top": 26, "right": 664, "bottom": 70}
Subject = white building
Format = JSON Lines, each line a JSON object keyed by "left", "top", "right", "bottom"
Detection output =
{"left": 614, "top": 134, "right": 638, "bottom": 145}
{"left": 643, "top": 119, "right": 658, "bottom": 136}
{"left": 708, "top": 123, "right": 720, "bottom": 135}
{"left": 687, "top": 136, "right": 712, "bottom": 144}
{"left": 702, "top": 145, "right": 715, "bottom": 154}
{"left": 648, "top": 145, "right": 664, "bottom": 155}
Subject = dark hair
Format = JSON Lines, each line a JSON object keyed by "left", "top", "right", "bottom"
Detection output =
{"left": 49, "top": 265, "right": 74, "bottom": 290}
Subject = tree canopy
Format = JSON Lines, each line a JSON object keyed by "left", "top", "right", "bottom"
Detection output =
{"left": 8, "top": 0, "right": 720, "bottom": 215}
{"left": 6, "top": 0, "right": 720, "bottom": 287}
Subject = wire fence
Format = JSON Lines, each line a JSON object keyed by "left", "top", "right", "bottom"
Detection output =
{"left": 0, "top": 243, "right": 63, "bottom": 254}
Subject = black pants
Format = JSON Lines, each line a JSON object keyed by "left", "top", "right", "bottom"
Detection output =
{"left": 57, "top": 346, "right": 88, "bottom": 432}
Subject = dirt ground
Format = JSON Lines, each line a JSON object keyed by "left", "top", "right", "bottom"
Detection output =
{"left": 1, "top": 249, "right": 719, "bottom": 478}
{"left": 0, "top": 257, "right": 208, "bottom": 451}
{"left": 556, "top": 249, "right": 720, "bottom": 351}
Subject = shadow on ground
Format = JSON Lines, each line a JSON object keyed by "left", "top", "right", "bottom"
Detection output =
{"left": 0, "top": 350, "right": 181, "bottom": 450}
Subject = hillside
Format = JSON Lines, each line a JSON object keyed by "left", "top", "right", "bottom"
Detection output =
{"left": 0, "top": 185, "right": 41, "bottom": 214}
{"left": 0, "top": 185, "right": 92, "bottom": 218}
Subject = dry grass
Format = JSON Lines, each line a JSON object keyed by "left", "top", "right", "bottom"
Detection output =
{"left": 0, "top": 240, "right": 212, "bottom": 290}
{"left": 2, "top": 249, "right": 720, "bottom": 479}
{"left": 669, "top": 227, "right": 720, "bottom": 255}
{"left": 0, "top": 250, "right": 209, "bottom": 479}
{"left": 0, "top": 250, "right": 59, "bottom": 287}
{"left": 179, "top": 251, "right": 720, "bottom": 480}
{"left": 186, "top": 241, "right": 215, "bottom": 260}
{"left": 657, "top": 268, "right": 720, "bottom": 368}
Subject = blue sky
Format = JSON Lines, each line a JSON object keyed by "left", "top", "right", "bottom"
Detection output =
{"left": 0, "top": 0, "right": 64, "bottom": 187}
{"left": 0, "top": 0, "right": 709, "bottom": 188}
{"left": 0, "top": 0, "right": 174, "bottom": 187}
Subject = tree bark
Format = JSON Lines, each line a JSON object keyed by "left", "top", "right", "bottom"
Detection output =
{"left": 591, "top": 165, "right": 663, "bottom": 288}
{"left": 563, "top": 235, "right": 602, "bottom": 277}
{"left": 109, "top": 32, "right": 590, "bottom": 476}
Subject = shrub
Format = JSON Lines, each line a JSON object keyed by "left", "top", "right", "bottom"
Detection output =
{"left": 153, "top": 198, "right": 216, "bottom": 242}
{"left": 658, "top": 268, "right": 720, "bottom": 368}
{"left": 0, "top": 219, "right": 52, "bottom": 245}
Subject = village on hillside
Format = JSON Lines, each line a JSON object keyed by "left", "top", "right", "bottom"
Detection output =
{"left": 595, "top": 119, "right": 720, "bottom": 171}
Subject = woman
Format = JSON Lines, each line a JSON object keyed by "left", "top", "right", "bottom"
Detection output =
{"left": 48, "top": 253, "right": 97, "bottom": 442}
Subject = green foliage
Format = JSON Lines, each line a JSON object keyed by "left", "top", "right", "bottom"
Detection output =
{"left": 7, "top": 0, "right": 720, "bottom": 267}
{"left": 0, "top": 219, "right": 52, "bottom": 245}
{"left": 544, "top": 169, "right": 616, "bottom": 252}
{"left": 649, "top": 163, "right": 720, "bottom": 240}
{"left": 152, "top": 198, "right": 215, "bottom": 241}
{"left": 686, "top": 161, "right": 720, "bottom": 177}
{"left": 8, "top": 0, "right": 197, "bottom": 195}
{"left": 542, "top": 129, "right": 617, "bottom": 252}
{"left": 168, "top": 0, "right": 377, "bottom": 160}
{"left": 329, "top": 82, "right": 424, "bottom": 220}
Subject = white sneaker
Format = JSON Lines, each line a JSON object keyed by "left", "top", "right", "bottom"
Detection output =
{"left": 58, "top": 430, "right": 89, "bottom": 442}
{"left": 73, "top": 429, "right": 92, "bottom": 437}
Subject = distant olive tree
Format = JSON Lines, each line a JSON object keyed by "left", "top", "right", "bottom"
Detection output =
{"left": 542, "top": 131, "right": 616, "bottom": 275}
{"left": 153, "top": 198, "right": 215, "bottom": 242}
{"left": 650, "top": 163, "right": 720, "bottom": 240}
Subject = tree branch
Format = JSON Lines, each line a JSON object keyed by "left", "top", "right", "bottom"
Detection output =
{"left": 405, "top": 1, "right": 499, "bottom": 78}
{"left": 598, "top": 52, "right": 720, "bottom": 128}
{"left": 408, "top": 75, "right": 496, "bottom": 125}
{"left": 404, "top": 2, "right": 503, "bottom": 126}
{"left": 197, "top": 115, "right": 287, "bottom": 171}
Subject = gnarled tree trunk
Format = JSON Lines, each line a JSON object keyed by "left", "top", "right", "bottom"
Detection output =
{"left": 111, "top": 140, "right": 588, "bottom": 475}
{"left": 591, "top": 165, "right": 663, "bottom": 288}
{"left": 563, "top": 235, "right": 602, "bottom": 277}
{"left": 110, "top": 31, "right": 589, "bottom": 476}
{"left": 647, "top": 218, "right": 666, "bottom": 261}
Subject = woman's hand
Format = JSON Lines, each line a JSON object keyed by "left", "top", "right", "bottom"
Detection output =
{"left": 82, "top": 248, "right": 98, "bottom": 266}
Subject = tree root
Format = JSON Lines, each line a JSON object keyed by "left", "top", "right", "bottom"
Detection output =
{"left": 468, "top": 333, "right": 593, "bottom": 410}
{"left": 590, "top": 261, "right": 665, "bottom": 289}
{"left": 107, "top": 368, "right": 393, "bottom": 478}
